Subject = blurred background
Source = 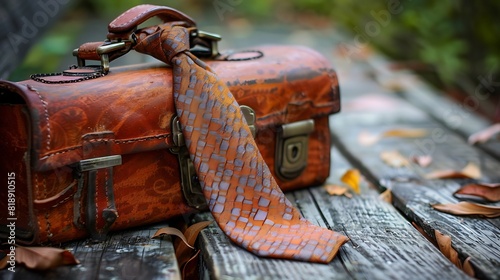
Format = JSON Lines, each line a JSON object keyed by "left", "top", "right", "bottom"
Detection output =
{"left": 1, "top": 0, "right": 499, "bottom": 122}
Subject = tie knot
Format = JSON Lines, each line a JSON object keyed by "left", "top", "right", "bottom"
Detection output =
{"left": 134, "top": 23, "right": 191, "bottom": 64}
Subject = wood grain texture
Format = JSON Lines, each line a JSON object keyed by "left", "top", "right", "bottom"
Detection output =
{"left": 0, "top": 223, "right": 180, "bottom": 279}
{"left": 195, "top": 149, "right": 470, "bottom": 280}
{"left": 330, "top": 73, "right": 500, "bottom": 279}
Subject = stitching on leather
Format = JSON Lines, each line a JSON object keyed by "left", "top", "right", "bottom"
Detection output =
{"left": 110, "top": 5, "right": 152, "bottom": 29}
{"left": 39, "top": 134, "right": 170, "bottom": 159}
{"left": 95, "top": 170, "right": 100, "bottom": 230}
{"left": 30, "top": 85, "right": 52, "bottom": 150}
{"left": 45, "top": 212, "right": 53, "bottom": 241}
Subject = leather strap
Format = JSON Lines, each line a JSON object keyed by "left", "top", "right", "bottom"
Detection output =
{"left": 107, "top": 4, "right": 196, "bottom": 40}
{"left": 131, "top": 17, "right": 348, "bottom": 263}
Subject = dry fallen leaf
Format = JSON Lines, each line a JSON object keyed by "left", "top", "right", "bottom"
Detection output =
{"left": 462, "top": 257, "right": 475, "bottom": 277}
{"left": 0, "top": 246, "right": 79, "bottom": 271}
{"left": 454, "top": 183, "right": 500, "bottom": 202}
{"left": 153, "top": 221, "right": 212, "bottom": 280}
{"left": 341, "top": 169, "right": 361, "bottom": 194}
{"left": 325, "top": 184, "right": 353, "bottom": 198}
{"left": 381, "top": 128, "right": 428, "bottom": 139}
{"left": 411, "top": 155, "right": 432, "bottom": 167}
{"left": 468, "top": 123, "right": 500, "bottom": 144}
{"left": 174, "top": 221, "right": 213, "bottom": 270}
{"left": 152, "top": 227, "right": 195, "bottom": 250}
{"left": 425, "top": 162, "right": 481, "bottom": 180}
{"left": 431, "top": 201, "right": 500, "bottom": 218}
{"left": 434, "top": 230, "right": 462, "bottom": 269}
{"left": 358, "top": 128, "right": 428, "bottom": 146}
{"left": 379, "top": 189, "right": 392, "bottom": 204}
{"left": 380, "top": 150, "right": 409, "bottom": 167}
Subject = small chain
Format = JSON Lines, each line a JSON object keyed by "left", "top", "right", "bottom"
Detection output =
{"left": 30, "top": 66, "right": 107, "bottom": 84}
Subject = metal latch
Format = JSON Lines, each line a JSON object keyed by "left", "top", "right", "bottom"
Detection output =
{"left": 275, "top": 119, "right": 315, "bottom": 181}
{"left": 74, "top": 155, "right": 122, "bottom": 241}
{"left": 171, "top": 105, "right": 256, "bottom": 209}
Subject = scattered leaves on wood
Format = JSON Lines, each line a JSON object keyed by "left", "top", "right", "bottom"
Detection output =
{"left": 341, "top": 169, "right": 361, "bottom": 194}
{"left": 380, "top": 150, "right": 409, "bottom": 167}
{"left": 378, "top": 189, "right": 392, "bottom": 204}
{"left": 425, "top": 162, "right": 481, "bottom": 180}
{"left": 468, "top": 123, "right": 500, "bottom": 145}
{"left": 325, "top": 184, "right": 352, "bottom": 198}
{"left": 359, "top": 128, "right": 428, "bottom": 146}
{"left": 431, "top": 201, "right": 500, "bottom": 218}
{"left": 0, "top": 246, "right": 79, "bottom": 271}
{"left": 411, "top": 155, "right": 432, "bottom": 167}
{"left": 454, "top": 183, "right": 500, "bottom": 202}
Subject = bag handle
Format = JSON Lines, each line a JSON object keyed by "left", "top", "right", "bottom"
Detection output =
{"left": 107, "top": 4, "right": 196, "bottom": 40}
{"left": 72, "top": 5, "right": 219, "bottom": 74}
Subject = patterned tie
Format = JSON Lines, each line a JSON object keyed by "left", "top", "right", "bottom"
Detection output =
{"left": 133, "top": 22, "right": 348, "bottom": 263}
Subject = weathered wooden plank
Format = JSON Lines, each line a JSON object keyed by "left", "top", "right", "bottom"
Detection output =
{"left": 330, "top": 84, "right": 500, "bottom": 278}
{"left": 0, "top": 223, "right": 180, "bottom": 279}
{"left": 195, "top": 148, "right": 470, "bottom": 280}
{"left": 364, "top": 54, "right": 500, "bottom": 161}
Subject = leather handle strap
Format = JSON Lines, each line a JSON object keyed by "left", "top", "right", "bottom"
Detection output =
{"left": 107, "top": 4, "right": 196, "bottom": 40}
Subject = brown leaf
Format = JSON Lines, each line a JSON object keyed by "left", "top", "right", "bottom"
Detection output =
{"left": 380, "top": 150, "right": 409, "bottom": 167}
{"left": 1, "top": 246, "right": 79, "bottom": 271}
{"left": 341, "top": 169, "right": 361, "bottom": 194}
{"left": 411, "top": 155, "right": 432, "bottom": 167}
{"left": 454, "top": 183, "right": 500, "bottom": 202}
{"left": 432, "top": 201, "right": 500, "bottom": 218}
{"left": 151, "top": 227, "right": 194, "bottom": 250}
{"left": 434, "top": 230, "right": 462, "bottom": 269}
{"left": 462, "top": 257, "right": 475, "bottom": 277}
{"left": 411, "top": 222, "right": 437, "bottom": 247}
{"left": 425, "top": 162, "right": 481, "bottom": 180}
{"left": 468, "top": 123, "right": 500, "bottom": 144}
{"left": 325, "top": 184, "right": 352, "bottom": 198}
{"left": 175, "top": 221, "right": 213, "bottom": 269}
{"left": 379, "top": 189, "right": 392, "bottom": 204}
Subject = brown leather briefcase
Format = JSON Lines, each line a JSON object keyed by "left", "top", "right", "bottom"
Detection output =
{"left": 0, "top": 6, "right": 340, "bottom": 245}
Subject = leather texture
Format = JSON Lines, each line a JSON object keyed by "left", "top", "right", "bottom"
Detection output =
{"left": 0, "top": 6, "right": 344, "bottom": 261}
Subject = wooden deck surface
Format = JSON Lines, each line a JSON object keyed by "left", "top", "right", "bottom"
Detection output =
{"left": 1, "top": 13, "right": 500, "bottom": 280}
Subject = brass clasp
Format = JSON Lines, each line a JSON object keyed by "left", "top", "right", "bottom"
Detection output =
{"left": 275, "top": 120, "right": 315, "bottom": 181}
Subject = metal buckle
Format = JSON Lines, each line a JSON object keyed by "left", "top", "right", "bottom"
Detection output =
{"left": 171, "top": 105, "right": 256, "bottom": 209}
{"left": 73, "top": 40, "right": 132, "bottom": 74}
{"left": 190, "top": 30, "right": 222, "bottom": 58}
{"left": 275, "top": 120, "right": 315, "bottom": 181}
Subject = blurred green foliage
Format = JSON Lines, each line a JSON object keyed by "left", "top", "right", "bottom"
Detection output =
{"left": 229, "top": 0, "right": 499, "bottom": 91}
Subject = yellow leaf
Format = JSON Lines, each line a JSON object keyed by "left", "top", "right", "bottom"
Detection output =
{"left": 380, "top": 150, "right": 409, "bottom": 167}
{"left": 381, "top": 128, "right": 428, "bottom": 138}
{"left": 341, "top": 169, "right": 361, "bottom": 194}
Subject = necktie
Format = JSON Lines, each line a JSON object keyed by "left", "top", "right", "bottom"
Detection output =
{"left": 133, "top": 22, "right": 348, "bottom": 263}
